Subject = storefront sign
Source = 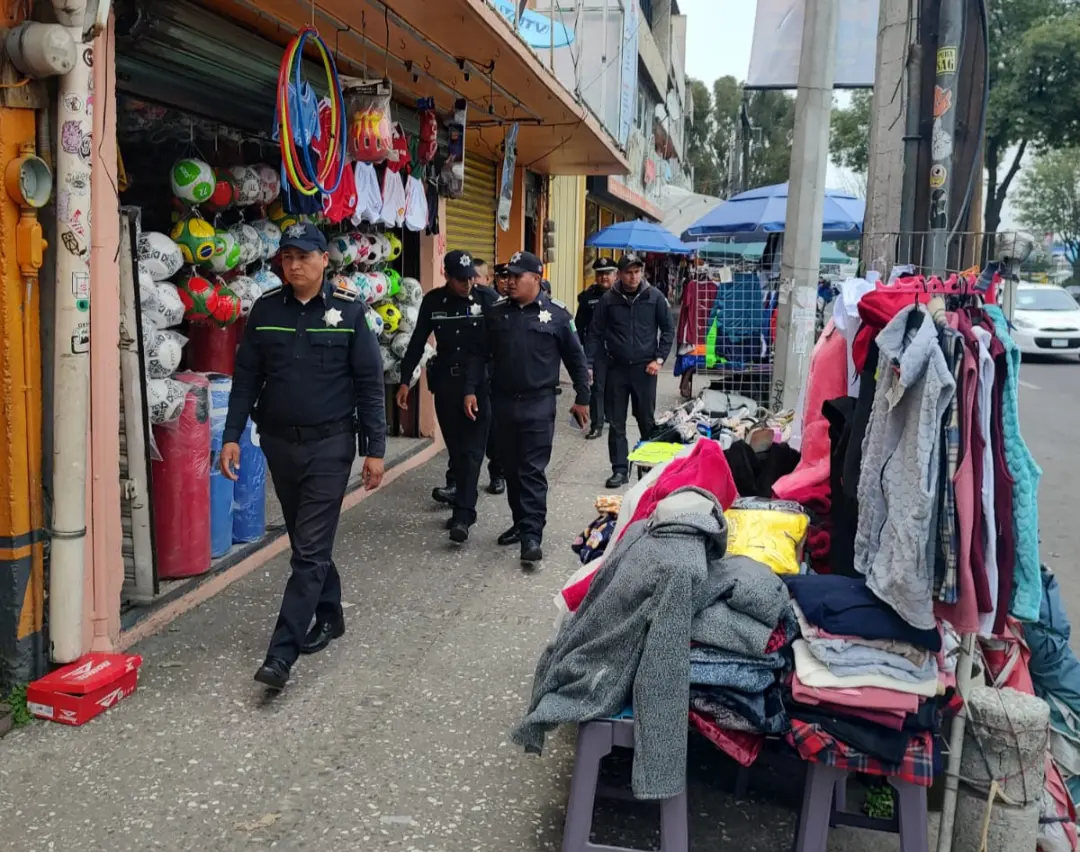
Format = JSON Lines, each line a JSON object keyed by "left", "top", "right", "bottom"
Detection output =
{"left": 618, "top": 0, "right": 638, "bottom": 146}
{"left": 488, "top": 0, "right": 575, "bottom": 49}
{"left": 746, "top": 0, "right": 878, "bottom": 89}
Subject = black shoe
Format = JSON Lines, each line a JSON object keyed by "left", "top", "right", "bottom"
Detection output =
{"left": 444, "top": 515, "right": 456, "bottom": 530}
{"left": 487, "top": 478, "right": 506, "bottom": 495}
{"left": 432, "top": 485, "right": 457, "bottom": 505}
{"left": 300, "top": 620, "right": 345, "bottom": 655}
{"left": 520, "top": 539, "right": 543, "bottom": 564}
{"left": 606, "top": 472, "right": 629, "bottom": 489}
{"left": 497, "top": 526, "right": 521, "bottom": 546}
{"left": 585, "top": 426, "right": 604, "bottom": 440}
{"left": 448, "top": 520, "right": 470, "bottom": 543}
{"left": 254, "top": 657, "right": 291, "bottom": 690}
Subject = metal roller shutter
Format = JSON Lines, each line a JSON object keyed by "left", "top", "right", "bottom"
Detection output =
{"left": 445, "top": 153, "right": 498, "bottom": 265}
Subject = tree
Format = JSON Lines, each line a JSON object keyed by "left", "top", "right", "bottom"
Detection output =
{"left": 1014, "top": 147, "right": 1080, "bottom": 266}
{"left": 742, "top": 89, "right": 796, "bottom": 187}
{"left": 830, "top": 90, "right": 872, "bottom": 176}
{"left": 686, "top": 78, "right": 722, "bottom": 196}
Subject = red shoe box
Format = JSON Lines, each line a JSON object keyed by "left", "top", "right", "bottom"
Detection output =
{"left": 26, "top": 653, "right": 143, "bottom": 726}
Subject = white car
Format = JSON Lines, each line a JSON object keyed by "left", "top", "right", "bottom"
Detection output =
{"left": 1011, "top": 283, "right": 1080, "bottom": 359}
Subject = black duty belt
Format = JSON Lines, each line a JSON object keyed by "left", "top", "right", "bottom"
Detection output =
{"left": 260, "top": 418, "right": 355, "bottom": 444}
{"left": 493, "top": 387, "right": 559, "bottom": 402}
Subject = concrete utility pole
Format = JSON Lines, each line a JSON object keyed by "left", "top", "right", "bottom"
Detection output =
{"left": 771, "top": 0, "right": 839, "bottom": 413}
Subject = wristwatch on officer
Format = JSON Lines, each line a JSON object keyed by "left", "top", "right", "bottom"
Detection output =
{"left": 654, "top": 358, "right": 664, "bottom": 367}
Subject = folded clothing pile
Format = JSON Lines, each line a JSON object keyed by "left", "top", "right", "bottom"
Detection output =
{"left": 782, "top": 574, "right": 952, "bottom": 786}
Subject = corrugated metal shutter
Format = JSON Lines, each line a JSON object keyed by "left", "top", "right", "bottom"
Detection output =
{"left": 445, "top": 153, "right": 498, "bottom": 265}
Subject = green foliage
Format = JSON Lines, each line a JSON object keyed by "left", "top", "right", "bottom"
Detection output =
{"left": 830, "top": 90, "right": 872, "bottom": 175}
{"left": 863, "top": 784, "right": 895, "bottom": 820}
{"left": 3, "top": 684, "right": 32, "bottom": 728}
{"left": 1015, "top": 147, "right": 1080, "bottom": 265}
{"left": 686, "top": 77, "right": 723, "bottom": 196}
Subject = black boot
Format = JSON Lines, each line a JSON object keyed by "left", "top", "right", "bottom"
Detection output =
{"left": 605, "top": 471, "right": 629, "bottom": 489}
{"left": 497, "top": 526, "right": 521, "bottom": 546}
{"left": 586, "top": 425, "right": 604, "bottom": 440}
{"left": 432, "top": 485, "right": 457, "bottom": 505}
{"left": 520, "top": 539, "right": 543, "bottom": 564}
{"left": 487, "top": 477, "right": 506, "bottom": 495}
{"left": 254, "top": 657, "right": 291, "bottom": 690}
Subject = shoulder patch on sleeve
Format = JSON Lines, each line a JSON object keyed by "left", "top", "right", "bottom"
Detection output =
{"left": 550, "top": 297, "right": 568, "bottom": 311}
{"left": 258, "top": 286, "right": 282, "bottom": 299}
{"left": 493, "top": 296, "right": 508, "bottom": 306}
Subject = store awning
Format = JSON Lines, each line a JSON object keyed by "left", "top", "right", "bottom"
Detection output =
{"left": 200, "top": 0, "right": 629, "bottom": 177}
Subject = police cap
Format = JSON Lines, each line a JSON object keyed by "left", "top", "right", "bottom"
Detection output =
{"left": 507, "top": 250, "right": 544, "bottom": 275}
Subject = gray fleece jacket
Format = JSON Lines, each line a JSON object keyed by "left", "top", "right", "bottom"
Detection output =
{"left": 511, "top": 489, "right": 727, "bottom": 800}
{"left": 854, "top": 305, "right": 955, "bottom": 630}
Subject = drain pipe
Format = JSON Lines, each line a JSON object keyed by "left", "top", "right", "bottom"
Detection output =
{"left": 48, "top": 0, "right": 93, "bottom": 664}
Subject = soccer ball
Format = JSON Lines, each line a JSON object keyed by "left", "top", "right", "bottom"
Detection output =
{"left": 146, "top": 377, "right": 187, "bottom": 425}
{"left": 229, "top": 276, "right": 260, "bottom": 316}
{"left": 354, "top": 233, "right": 378, "bottom": 265}
{"left": 385, "top": 232, "right": 402, "bottom": 261}
{"left": 170, "top": 158, "right": 215, "bottom": 204}
{"left": 403, "top": 304, "right": 420, "bottom": 327}
{"left": 137, "top": 232, "right": 183, "bottom": 281}
{"left": 228, "top": 223, "right": 263, "bottom": 266}
{"left": 397, "top": 276, "right": 423, "bottom": 306}
{"left": 176, "top": 273, "right": 219, "bottom": 322}
{"left": 390, "top": 331, "right": 410, "bottom": 360}
{"left": 210, "top": 230, "right": 243, "bottom": 273}
{"left": 367, "top": 271, "right": 389, "bottom": 302}
{"left": 268, "top": 199, "right": 299, "bottom": 231}
{"left": 365, "top": 309, "right": 384, "bottom": 337}
{"left": 375, "top": 301, "right": 402, "bottom": 334}
{"left": 229, "top": 166, "right": 262, "bottom": 206}
{"left": 383, "top": 269, "right": 401, "bottom": 298}
{"left": 203, "top": 168, "right": 238, "bottom": 213}
{"left": 143, "top": 282, "right": 186, "bottom": 329}
{"left": 170, "top": 216, "right": 217, "bottom": 265}
{"left": 209, "top": 281, "right": 242, "bottom": 327}
{"left": 143, "top": 328, "right": 185, "bottom": 378}
{"left": 252, "top": 267, "right": 283, "bottom": 293}
{"left": 251, "top": 219, "right": 282, "bottom": 260}
{"left": 253, "top": 163, "right": 281, "bottom": 205}
{"left": 329, "top": 235, "right": 358, "bottom": 268}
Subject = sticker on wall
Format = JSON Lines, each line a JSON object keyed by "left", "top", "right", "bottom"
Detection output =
{"left": 65, "top": 170, "right": 90, "bottom": 191}
{"left": 936, "top": 47, "right": 957, "bottom": 75}
{"left": 70, "top": 322, "right": 90, "bottom": 354}
{"left": 70, "top": 210, "right": 87, "bottom": 240}
{"left": 76, "top": 299, "right": 89, "bottom": 312}
{"left": 82, "top": 47, "right": 93, "bottom": 68}
{"left": 930, "top": 189, "right": 949, "bottom": 230}
{"left": 63, "top": 94, "right": 84, "bottom": 114}
{"left": 60, "top": 229, "right": 87, "bottom": 258}
{"left": 931, "top": 118, "right": 953, "bottom": 160}
{"left": 60, "top": 121, "right": 91, "bottom": 163}
{"left": 933, "top": 86, "right": 953, "bottom": 118}
{"left": 930, "top": 165, "right": 947, "bottom": 189}
{"left": 71, "top": 271, "right": 90, "bottom": 301}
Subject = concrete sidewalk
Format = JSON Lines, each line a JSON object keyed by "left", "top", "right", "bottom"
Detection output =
{"left": 0, "top": 375, "right": 927, "bottom": 852}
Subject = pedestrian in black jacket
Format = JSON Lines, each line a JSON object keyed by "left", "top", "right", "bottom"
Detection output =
{"left": 576, "top": 257, "right": 617, "bottom": 439}
{"left": 586, "top": 252, "right": 675, "bottom": 488}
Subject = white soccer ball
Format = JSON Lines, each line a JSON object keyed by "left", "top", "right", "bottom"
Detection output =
{"left": 366, "top": 310, "right": 384, "bottom": 337}
{"left": 389, "top": 331, "right": 410, "bottom": 360}
{"left": 229, "top": 166, "right": 262, "bottom": 206}
{"left": 228, "top": 223, "right": 263, "bottom": 266}
{"left": 142, "top": 282, "right": 185, "bottom": 328}
{"left": 253, "top": 163, "right": 281, "bottom": 205}
{"left": 397, "top": 276, "right": 423, "bottom": 306}
{"left": 252, "top": 267, "right": 283, "bottom": 293}
{"left": 230, "top": 275, "right": 260, "bottom": 316}
{"left": 250, "top": 219, "right": 282, "bottom": 260}
{"left": 137, "top": 232, "right": 183, "bottom": 281}
{"left": 329, "top": 235, "right": 358, "bottom": 268}
{"left": 146, "top": 377, "right": 187, "bottom": 424}
{"left": 170, "top": 158, "right": 215, "bottom": 204}
{"left": 143, "top": 328, "right": 185, "bottom": 379}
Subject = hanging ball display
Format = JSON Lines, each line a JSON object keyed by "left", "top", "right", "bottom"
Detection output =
{"left": 350, "top": 271, "right": 371, "bottom": 304}
{"left": 146, "top": 377, "right": 188, "bottom": 425}
{"left": 367, "top": 271, "right": 389, "bottom": 303}
{"left": 144, "top": 282, "right": 186, "bottom": 329}
{"left": 329, "top": 235, "right": 358, "bottom": 268}
{"left": 385, "top": 232, "right": 402, "bottom": 261}
{"left": 210, "top": 230, "right": 243, "bottom": 274}
{"left": 170, "top": 216, "right": 218, "bottom": 265}
{"left": 378, "top": 343, "right": 393, "bottom": 369}
{"left": 143, "top": 328, "right": 186, "bottom": 379}
{"left": 383, "top": 268, "right": 401, "bottom": 298}
{"left": 252, "top": 267, "right": 283, "bottom": 293}
{"left": 403, "top": 303, "right": 420, "bottom": 327}
{"left": 170, "top": 158, "right": 216, "bottom": 204}
{"left": 389, "top": 331, "right": 410, "bottom": 360}
{"left": 229, "top": 276, "right": 260, "bottom": 316}
{"left": 177, "top": 272, "right": 219, "bottom": 322}
{"left": 209, "top": 281, "right": 242, "bottom": 327}
{"left": 374, "top": 234, "right": 392, "bottom": 263}
{"left": 397, "top": 276, "right": 423, "bottom": 306}
{"left": 268, "top": 199, "right": 299, "bottom": 231}
{"left": 137, "top": 232, "right": 184, "bottom": 281}
{"left": 229, "top": 166, "right": 262, "bottom": 206}
{"left": 366, "top": 309, "right": 384, "bottom": 337}
{"left": 253, "top": 163, "right": 282, "bottom": 205}
{"left": 354, "top": 233, "right": 377, "bottom": 265}
{"left": 228, "top": 222, "right": 263, "bottom": 266}
{"left": 375, "top": 301, "right": 402, "bottom": 335}
{"left": 251, "top": 219, "right": 282, "bottom": 260}
{"left": 204, "top": 167, "right": 238, "bottom": 213}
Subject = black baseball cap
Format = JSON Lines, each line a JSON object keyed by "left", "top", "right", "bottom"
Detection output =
{"left": 593, "top": 257, "right": 617, "bottom": 273}
{"left": 493, "top": 263, "right": 509, "bottom": 276}
{"left": 618, "top": 252, "right": 645, "bottom": 271}
{"left": 279, "top": 222, "right": 328, "bottom": 253}
{"left": 445, "top": 249, "right": 479, "bottom": 281}
{"left": 507, "top": 250, "right": 544, "bottom": 275}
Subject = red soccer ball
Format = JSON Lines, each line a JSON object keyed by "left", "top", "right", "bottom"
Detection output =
{"left": 203, "top": 167, "right": 238, "bottom": 213}
{"left": 177, "top": 273, "right": 218, "bottom": 322}
{"left": 209, "top": 281, "right": 241, "bottom": 327}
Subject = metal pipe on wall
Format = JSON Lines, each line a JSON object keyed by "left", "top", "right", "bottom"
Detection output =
{"left": 47, "top": 0, "right": 93, "bottom": 664}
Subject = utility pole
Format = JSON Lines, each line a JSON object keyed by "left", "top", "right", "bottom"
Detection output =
{"left": 771, "top": 0, "right": 839, "bottom": 413}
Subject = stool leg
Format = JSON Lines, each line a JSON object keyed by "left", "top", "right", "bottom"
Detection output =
{"left": 659, "top": 789, "right": 689, "bottom": 852}
{"left": 889, "top": 778, "right": 929, "bottom": 852}
{"left": 833, "top": 777, "right": 847, "bottom": 813}
{"left": 795, "top": 764, "right": 845, "bottom": 852}
{"left": 562, "top": 723, "right": 614, "bottom": 852}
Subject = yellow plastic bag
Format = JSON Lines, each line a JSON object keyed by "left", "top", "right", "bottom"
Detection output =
{"left": 627, "top": 441, "right": 687, "bottom": 467}
{"left": 723, "top": 506, "right": 808, "bottom": 576}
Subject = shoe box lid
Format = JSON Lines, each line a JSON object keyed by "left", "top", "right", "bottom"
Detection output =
{"left": 26, "top": 653, "right": 143, "bottom": 727}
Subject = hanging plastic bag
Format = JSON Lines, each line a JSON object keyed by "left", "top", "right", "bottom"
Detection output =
{"left": 417, "top": 97, "right": 439, "bottom": 165}
{"left": 439, "top": 98, "right": 467, "bottom": 199}
{"left": 497, "top": 123, "right": 519, "bottom": 232}
{"left": 342, "top": 77, "right": 393, "bottom": 163}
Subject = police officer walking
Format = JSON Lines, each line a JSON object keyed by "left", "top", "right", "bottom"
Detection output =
{"left": 465, "top": 251, "right": 590, "bottom": 565}
{"left": 575, "top": 257, "right": 617, "bottom": 440}
{"left": 586, "top": 252, "right": 674, "bottom": 489}
{"left": 397, "top": 250, "right": 499, "bottom": 543}
{"left": 220, "top": 223, "right": 386, "bottom": 690}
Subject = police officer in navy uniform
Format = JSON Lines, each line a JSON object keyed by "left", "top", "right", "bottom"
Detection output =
{"left": 465, "top": 250, "right": 590, "bottom": 565}
{"left": 221, "top": 223, "right": 386, "bottom": 690}
{"left": 397, "top": 250, "right": 499, "bottom": 543}
{"left": 575, "top": 256, "right": 618, "bottom": 440}
{"left": 586, "top": 252, "right": 675, "bottom": 489}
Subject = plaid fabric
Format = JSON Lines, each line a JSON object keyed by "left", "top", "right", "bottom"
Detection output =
{"left": 785, "top": 719, "right": 936, "bottom": 788}
{"left": 934, "top": 327, "right": 964, "bottom": 604}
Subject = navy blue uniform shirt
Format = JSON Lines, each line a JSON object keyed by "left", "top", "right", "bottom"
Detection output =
{"left": 466, "top": 292, "right": 591, "bottom": 406}
{"left": 399, "top": 284, "right": 500, "bottom": 384}
{"left": 223, "top": 280, "right": 387, "bottom": 459}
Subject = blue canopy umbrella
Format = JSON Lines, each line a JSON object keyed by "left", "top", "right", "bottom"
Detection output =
{"left": 586, "top": 219, "right": 693, "bottom": 254}
{"left": 682, "top": 182, "right": 865, "bottom": 243}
